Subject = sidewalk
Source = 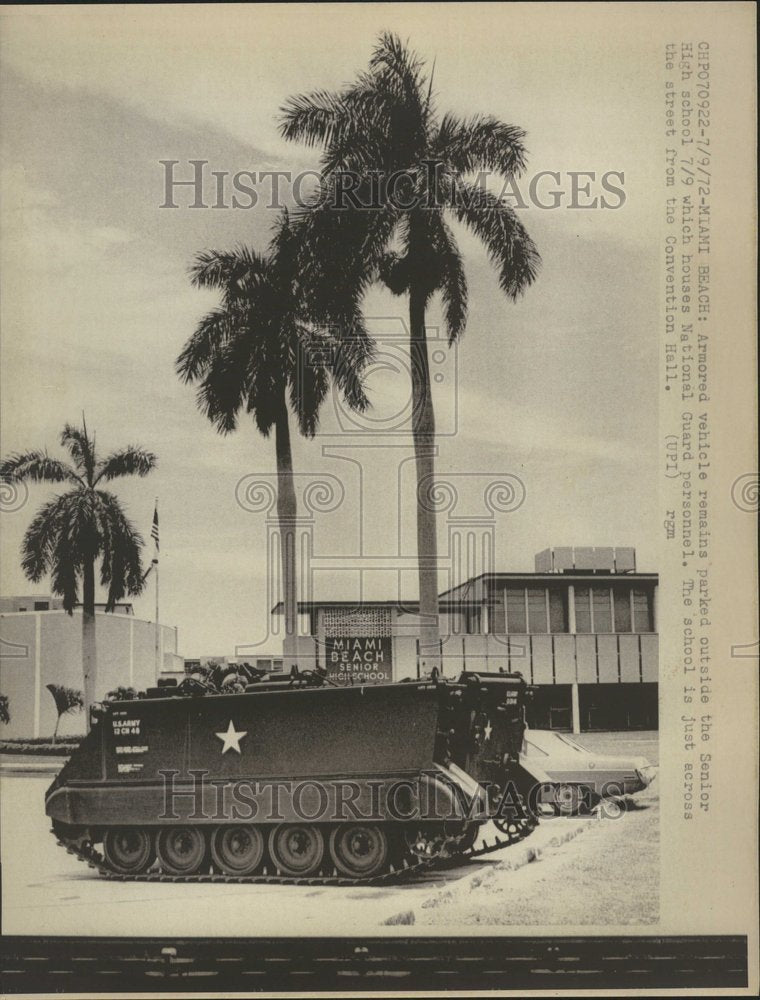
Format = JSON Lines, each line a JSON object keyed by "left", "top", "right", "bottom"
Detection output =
{"left": 0, "top": 755, "right": 67, "bottom": 776}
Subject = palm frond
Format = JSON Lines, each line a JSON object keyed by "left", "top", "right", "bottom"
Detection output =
{"left": 60, "top": 423, "right": 96, "bottom": 481}
{"left": 189, "top": 246, "right": 267, "bottom": 297}
{"left": 0, "top": 451, "right": 79, "bottom": 485}
{"left": 49, "top": 523, "right": 82, "bottom": 612}
{"left": 196, "top": 325, "right": 268, "bottom": 435}
{"left": 328, "top": 316, "right": 374, "bottom": 414}
{"left": 281, "top": 82, "right": 393, "bottom": 174}
{"left": 430, "top": 216, "right": 468, "bottom": 343}
{"left": 21, "top": 494, "right": 69, "bottom": 582}
{"left": 176, "top": 308, "right": 238, "bottom": 385}
{"left": 95, "top": 447, "right": 157, "bottom": 484}
{"left": 450, "top": 182, "right": 541, "bottom": 299}
{"left": 46, "top": 684, "right": 83, "bottom": 716}
{"left": 289, "top": 327, "right": 331, "bottom": 438}
{"left": 435, "top": 113, "right": 528, "bottom": 178}
{"left": 278, "top": 88, "right": 347, "bottom": 147}
{"left": 292, "top": 194, "right": 395, "bottom": 324}
{"left": 370, "top": 32, "right": 425, "bottom": 106}
{"left": 96, "top": 490, "right": 146, "bottom": 609}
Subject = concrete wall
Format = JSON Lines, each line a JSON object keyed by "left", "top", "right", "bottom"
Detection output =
{"left": 0, "top": 611, "right": 177, "bottom": 739}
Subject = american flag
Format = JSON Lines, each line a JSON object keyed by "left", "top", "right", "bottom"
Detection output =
{"left": 151, "top": 501, "right": 159, "bottom": 552}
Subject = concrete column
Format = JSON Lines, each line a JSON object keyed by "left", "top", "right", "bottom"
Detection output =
{"left": 568, "top": 584, "right": 577, "bottom": 634}
{"left": 129, "top": 618, "right": 134, "bottom": 686}
{"left": 33, "top": 613, "right": 41, "bottom": 738}
{"left": 571, "top": 681, "right": 581, "bottom": 734}
{"left": 568, "top": 585, "right": 580, "bottom": 733}
{"left": 316, "top": 609, "right": 325, "bottom": 672}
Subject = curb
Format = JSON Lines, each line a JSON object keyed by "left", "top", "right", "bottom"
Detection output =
{"left": 0, "top": 758, "right": 66, "bottom": 776}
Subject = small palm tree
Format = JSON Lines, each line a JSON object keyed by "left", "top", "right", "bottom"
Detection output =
{"left": 46, "top": 684, "right": 83, "bottom": 742}
{"left": 0, "top": 694, "right": 9, "bottom": 725}
{"left": 177, "top": 210, "right": 371, "bottom": 672}
{"left": 1, "top": 421, "right": 156, "bottom": 727}
{"left": 280, "top": 32, "right": 540, "bottom": 672}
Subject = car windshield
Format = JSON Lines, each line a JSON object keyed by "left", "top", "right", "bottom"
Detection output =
{"left": 523, "top": 729, "right": 587, "bottom": 754}
{"left": 553, "top": 733, "right": 586, "bottom": 752}
{"left": 523, "top": 738, "right": 549, "bottom": 757}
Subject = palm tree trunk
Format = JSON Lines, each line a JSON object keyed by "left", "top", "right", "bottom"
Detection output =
{"left": 53, "top": 714, "right": 60, "bottom": 743}
{"left": 409, "top": 280, "right": 442, "bottom": 676}
{"left": 82, "top": 556, "right": 97, "bottom": 732}
{"left": 274, "top": 397, "right": 299, "bottom": 674}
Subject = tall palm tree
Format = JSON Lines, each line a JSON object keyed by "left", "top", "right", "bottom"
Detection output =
{"left": 176, "top": 210, "right": 371, "bottom": 673}
{"left": 279, "top": 32, "right": 541, "bottom": 674}
{"left": 1, "top": 421, "right": 156, "bottom": 727}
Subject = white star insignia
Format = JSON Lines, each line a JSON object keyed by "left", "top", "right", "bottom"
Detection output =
{"left": 215, "top": 720, "right": 247, "bottom": 754}
{"left": 484, "top": 720, "right": 493, "bottom": 741}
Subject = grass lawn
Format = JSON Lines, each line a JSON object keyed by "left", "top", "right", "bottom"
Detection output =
{"left": 420, "top": 730, "right": 659, "bottom": 926}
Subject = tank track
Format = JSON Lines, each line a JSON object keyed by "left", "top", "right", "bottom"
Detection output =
{"left": 53, "top": 798, "right": 538, "bottom": 887}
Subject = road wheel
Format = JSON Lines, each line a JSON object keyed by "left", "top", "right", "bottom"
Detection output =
{"left": 103, "top": 827, "right": 155, "bottom": 874}
{"left": 329, "top": 825, "right": 389, "bottom": 878}
{"left": 456, "top": 822, "right": 480, "bottom": 853}
{"left": 211, "top": 825, "right": 265, "bottom": 876}
{"left": 554, "top": 783, "right": 583, "bottom": 816}
{"left": 403, "top": 824, "right": 446, "bottom": 861}
{"left": 268, "top": 824, "right": 324, "bottom": 877}
{"left": 156, "top": 826, "right": 207, "bottom": 875}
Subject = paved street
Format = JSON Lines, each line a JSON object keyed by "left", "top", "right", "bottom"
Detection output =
{"left": 1, "top": 733, "right": 658, "bottom": 934}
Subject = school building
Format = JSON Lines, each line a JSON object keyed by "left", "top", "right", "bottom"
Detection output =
{"left": 273, "top": 546, "right": 659, "bottom": 733}
{"left": 0, "top": 596, "right": 181, "bottom": 739}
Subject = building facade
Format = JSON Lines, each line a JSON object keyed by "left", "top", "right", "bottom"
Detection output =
{"left": 0, "top": 597, "right": 181, "bottom": 739}
{"left": 273, "top": 547, "right": 658, "bottom": 733}
{"left": 183, "top": 654, "right": 285, "bottom": 676}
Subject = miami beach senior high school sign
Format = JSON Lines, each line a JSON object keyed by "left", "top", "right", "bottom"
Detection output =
{"left": 325, "top": 636, "right": 393, "bottom": 685}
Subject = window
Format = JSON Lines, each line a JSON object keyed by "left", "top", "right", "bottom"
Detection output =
{"left": 548, "top": 589, "right": 568, "bottom": 632}
{"left": 18, "top": 606, "right": 27, "bottom": 612}
{"left": 465, "top": 606, "right": 481, "bottom": 634}
{"left": 592, "top": 587, "right": 612, "bottom": 633}
{"left": 489, "top": 598, "right": 506, "bottom": 634}
{"left": 506, "top": 589, "right": 526, "bottom": 633}
{"left": 34, "top": 601, "right": 50, "bottom": 611}
{"left": 613, "top": 587, "right": 632, "bottom": 632}
{"left": 527, "top": 588, "right": 548, "bottom": 634}
{"left": 633, "top": 589, "right": 654, "bottom": 632}
{"left": 574, "top": 587, "right": 592, "bottom": 632}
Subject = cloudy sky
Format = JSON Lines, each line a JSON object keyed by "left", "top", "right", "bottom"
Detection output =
{"left": 1, "top": 4, "right": 660, "bottom": 656}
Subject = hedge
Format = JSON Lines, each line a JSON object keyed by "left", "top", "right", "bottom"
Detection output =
{"left": 1, "top": 739, "right": 80, "bottom": 755}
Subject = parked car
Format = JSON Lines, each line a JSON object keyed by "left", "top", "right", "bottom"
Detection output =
{"left": 519, "top": 729, "right": 658, "bottom": 815}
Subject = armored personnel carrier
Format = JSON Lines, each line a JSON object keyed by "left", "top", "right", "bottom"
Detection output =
{"left": 47, "top": 670, "right": 537, "bottom": 885}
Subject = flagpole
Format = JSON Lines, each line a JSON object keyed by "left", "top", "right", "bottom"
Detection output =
{"left": 153, "top": 498, "right": 160, "bottom": 678}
